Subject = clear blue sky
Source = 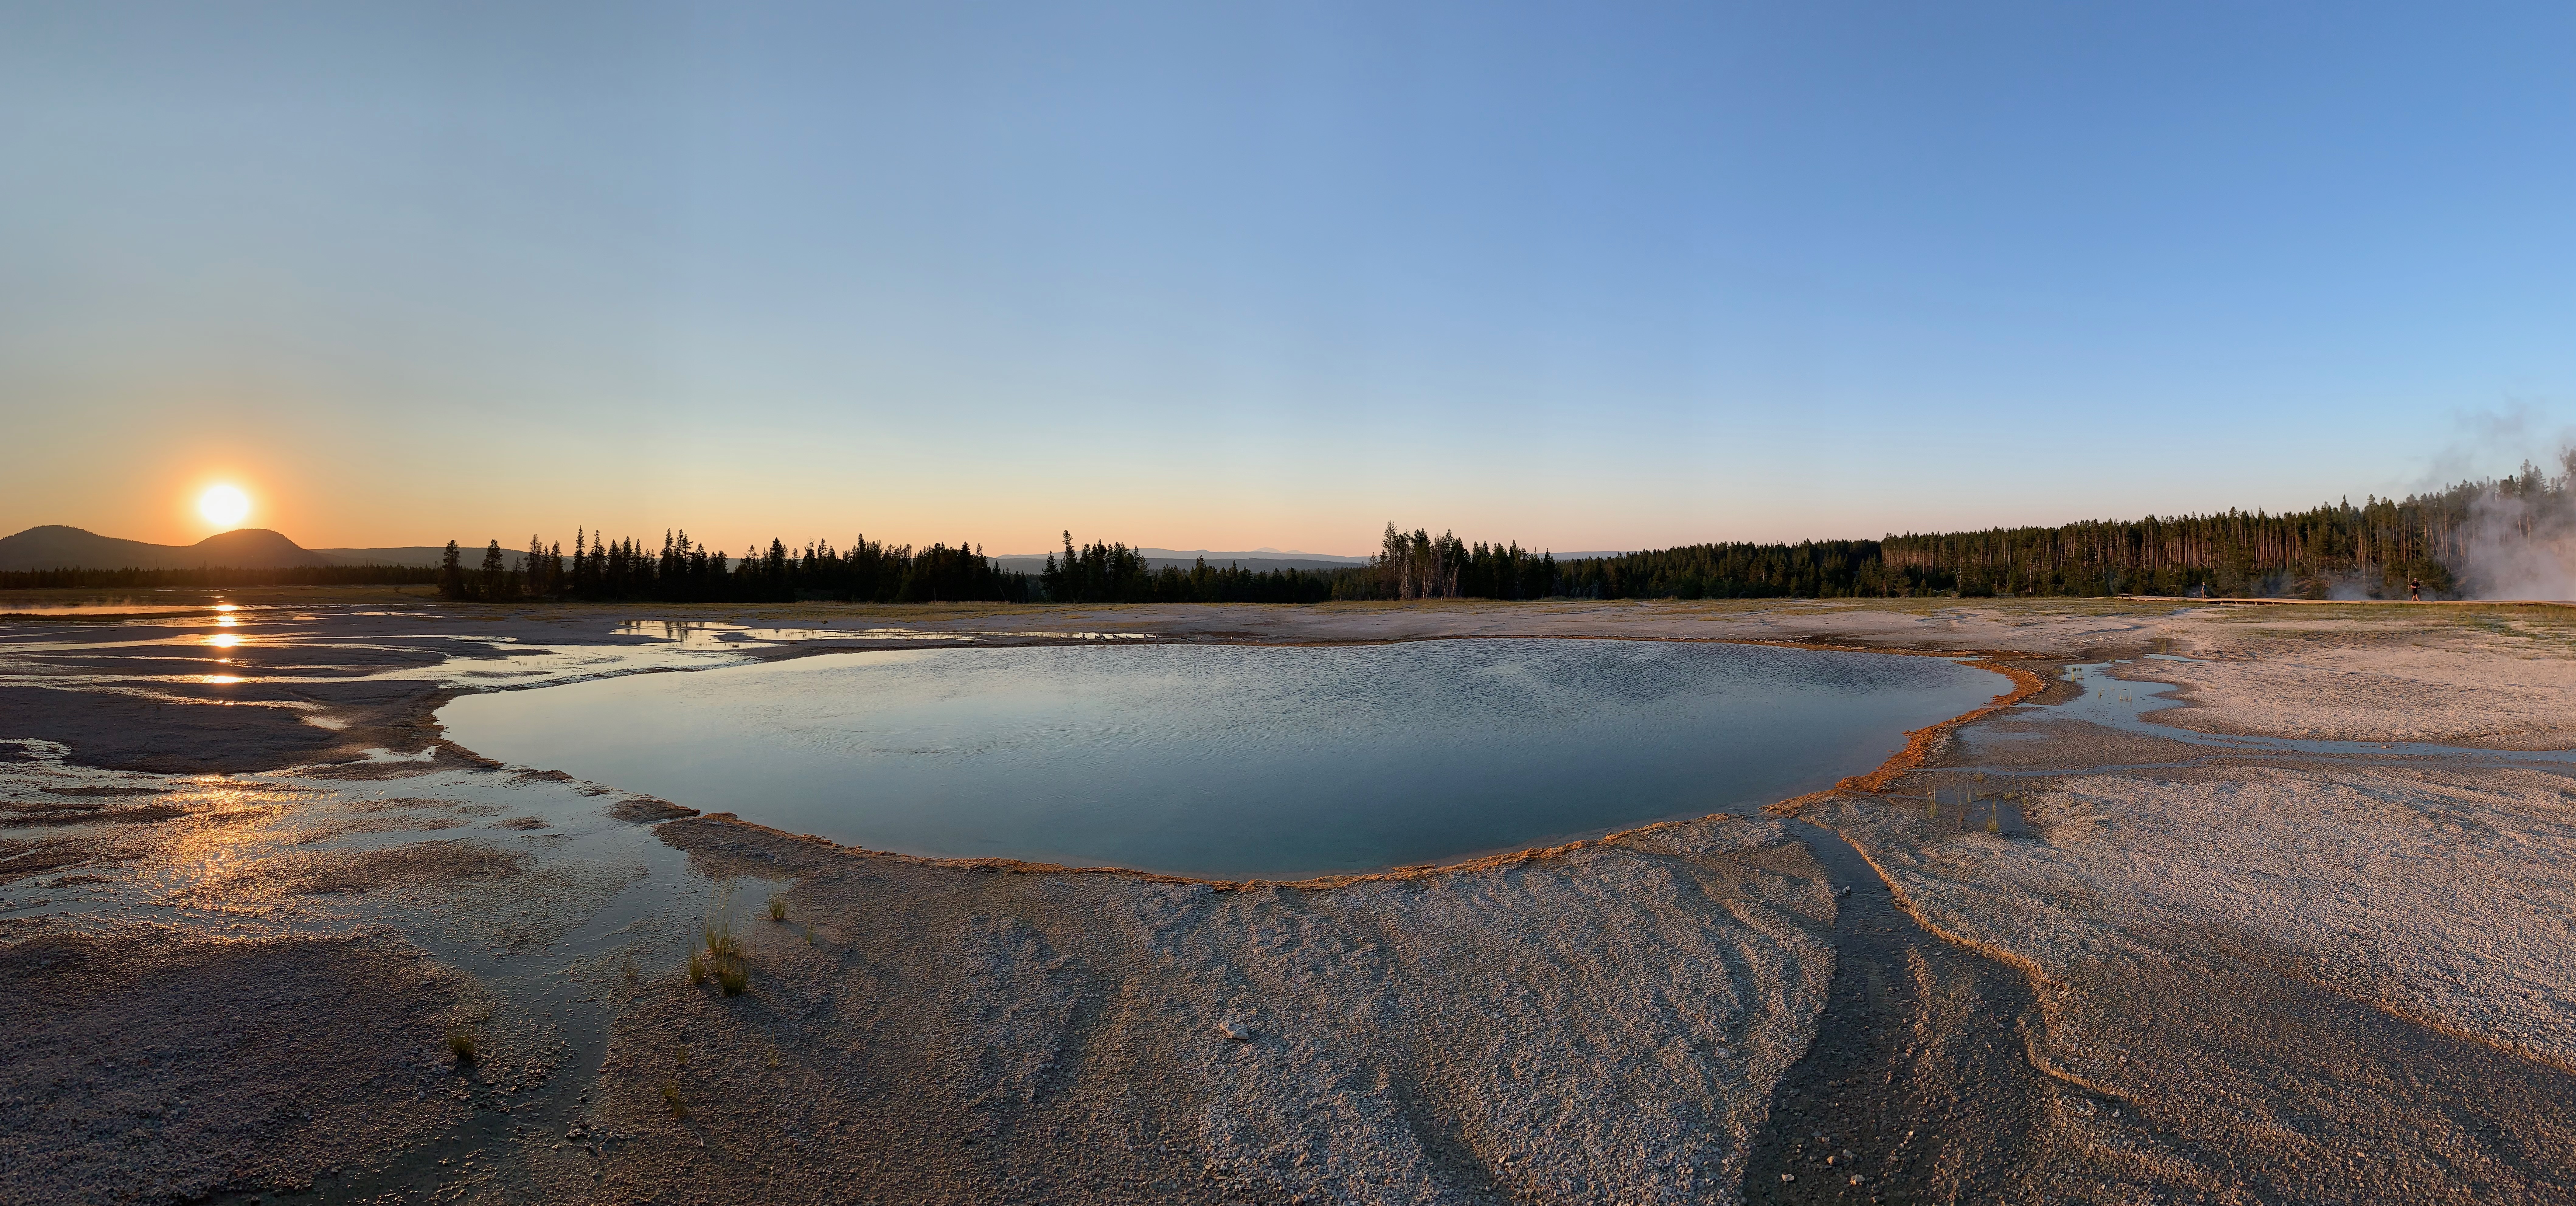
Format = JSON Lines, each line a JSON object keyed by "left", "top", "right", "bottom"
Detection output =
{"left": 5, "top": 2, "right": 2573, "bottom": 553}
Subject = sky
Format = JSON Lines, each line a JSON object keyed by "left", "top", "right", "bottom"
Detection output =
{"left": 5, "top": 2, "right": 2574, "bottom": 556}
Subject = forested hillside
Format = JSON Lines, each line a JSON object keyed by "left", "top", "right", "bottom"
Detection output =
{"left": 1493, "top": 459, "right": 2571, "bottom": 601}
{"left": 1873, "top": 462, "right": 2572, "bottom": 599}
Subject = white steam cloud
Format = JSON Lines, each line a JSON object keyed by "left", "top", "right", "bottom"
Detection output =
{"left": 2415, "top": 407, "right": 2576, "bottom": 601}
{"left": 2453, "top": 471, "right": 2576, "bottom": 601}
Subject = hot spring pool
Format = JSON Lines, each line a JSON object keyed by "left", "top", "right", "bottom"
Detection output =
{"left": 438, "top": 639, "right": 2005, "bottom": 879}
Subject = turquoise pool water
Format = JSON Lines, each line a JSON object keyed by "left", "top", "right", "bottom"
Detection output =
{"left": 439, "top": 639, "right": 2006, "bottom": 879}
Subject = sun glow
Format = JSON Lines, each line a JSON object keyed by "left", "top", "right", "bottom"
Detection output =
{"left": 199, "top": 484, "right": 250, "bottom": 528}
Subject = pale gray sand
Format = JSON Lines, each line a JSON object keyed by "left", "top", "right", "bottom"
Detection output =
{"left": 0, "top": 927, "right": 480, "bottom": 1204}
{"left": 2119, "top": 612, "right": 2576, "bottom": 748}
{"left": 1821, "top": 759, "right": 2576, "bottom": 1062}
{"left": 1801, "top": 752, "right": 2576, "bottom": 1204}
{"left": 557, "top": 814, "right": 1835, "bottom": 1205}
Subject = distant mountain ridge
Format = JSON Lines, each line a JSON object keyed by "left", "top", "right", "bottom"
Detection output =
{"left": 0, "top": 525, "right": 521, "bottom": 571}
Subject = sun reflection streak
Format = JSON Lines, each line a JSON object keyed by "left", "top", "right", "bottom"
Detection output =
{"left": 161, "top": 781, "right": 288, "bottom": 888}
{"left": 207, "top": 633, "right": 242, "bottom": 648}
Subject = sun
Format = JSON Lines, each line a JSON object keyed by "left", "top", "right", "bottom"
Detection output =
{"left": 199, "top": 484, "right": 251, "bottom": 528}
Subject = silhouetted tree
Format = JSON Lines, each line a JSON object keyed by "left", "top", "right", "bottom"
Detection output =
{"left": 437, "top": 540, "right": 465, "bottom": 599}
{"left": 525, "top": 535, "right": 549, "bottom": 598}
{"left": 479, "top": 540, "right": 510, "bottom": 602}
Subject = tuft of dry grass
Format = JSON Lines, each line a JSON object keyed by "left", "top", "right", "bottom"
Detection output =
{"left": 446, "top": 1027, "right": 478, "bottom": 1065}
{"left": 766, "top": 889, "right": 788, "bottom": 922}
{"left": 702, "top": 883, "right": 741, "bottom": 960}
{"left": 698, "top": 882, "right": 751, "bottom": 995}
{"left": 661, "top": 1079, "right": 687, "bottom": 1119}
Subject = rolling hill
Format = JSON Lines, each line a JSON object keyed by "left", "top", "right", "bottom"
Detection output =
{"left": 0, "top": 526, "right": 519, "bottom": 571}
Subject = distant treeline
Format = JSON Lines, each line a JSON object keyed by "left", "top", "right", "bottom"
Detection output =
{"left": 16, "top": 464, "right": 2560, "bottom": 603}
{"left": 1874, "top": 463, "right": 2576, "bottom": 598}
{"left": 438, "top": 532, "right": 1029, "bottom": 604}
{"left": 1357, "top": 525, "right": 1557, "bottom": 600}
{"left": 1508, "top": 462, "right": 2565, "bottom": 601}
{"left": 1556, "top": 488, "right": 2490, "bottom": 601}
{"left": 1881, "top": 500, "right": 2458, "bottom": 598}
{"left": 1587, "top": 465, "right": 2567, "bottom": 600}
{"left": 1039, "top": 527, "right": 1559, "bottom": 604}
{"left": 1041, "top": 535, "right": 1340, "bottom": 604}
{"left": 420, "top": 525, "right": 1556, "bottom": 605}
{"left": 1552, "top": 540, "right": 1895, "bottom": 599}
{"left": 0, "top": 564, "right": 438, "bottom": 590}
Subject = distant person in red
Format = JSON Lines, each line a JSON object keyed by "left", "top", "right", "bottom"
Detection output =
{"left": 2409, "top": 578, "right": 2422, "bottom": 601}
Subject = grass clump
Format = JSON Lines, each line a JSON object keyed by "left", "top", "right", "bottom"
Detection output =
{"left": 661, "top": 1079, "right": 688, "bottom": 1120}
{"left": 446, "top": 1027, "right": 478, "bottom": 1065}
{"left": 698, "top": 882, "right": 750, "bottom": 996}
{"left": 766, "top": 889, "right": 788, "bottom": 922}
{"left": 702, "top": 883, "right": 741, "bottom": 961}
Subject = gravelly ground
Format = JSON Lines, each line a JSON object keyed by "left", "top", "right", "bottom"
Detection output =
{"left": 3, "top": 591, "right": 2575, "bottom": 1204}
{"left": 0, "top": 927, "right": 478, "bottom": 1204}
{"left": 553, "top": 813, "right": 1834, "bottom": 1205}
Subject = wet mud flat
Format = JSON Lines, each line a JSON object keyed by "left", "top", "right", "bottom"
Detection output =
{"left": 8, "top": 592, "right": 2576, "bottom": 1203}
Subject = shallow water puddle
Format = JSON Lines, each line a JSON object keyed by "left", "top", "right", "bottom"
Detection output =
{"left": 2038, "top": 661, "right": 2576, "bottom": 766}
{"left": 0, "top": 737, "right": 771, "bottom": 1204}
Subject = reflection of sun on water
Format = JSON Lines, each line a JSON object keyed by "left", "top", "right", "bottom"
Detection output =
{"left": 207, "top": 633, "right": 241, "bottom": 647}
